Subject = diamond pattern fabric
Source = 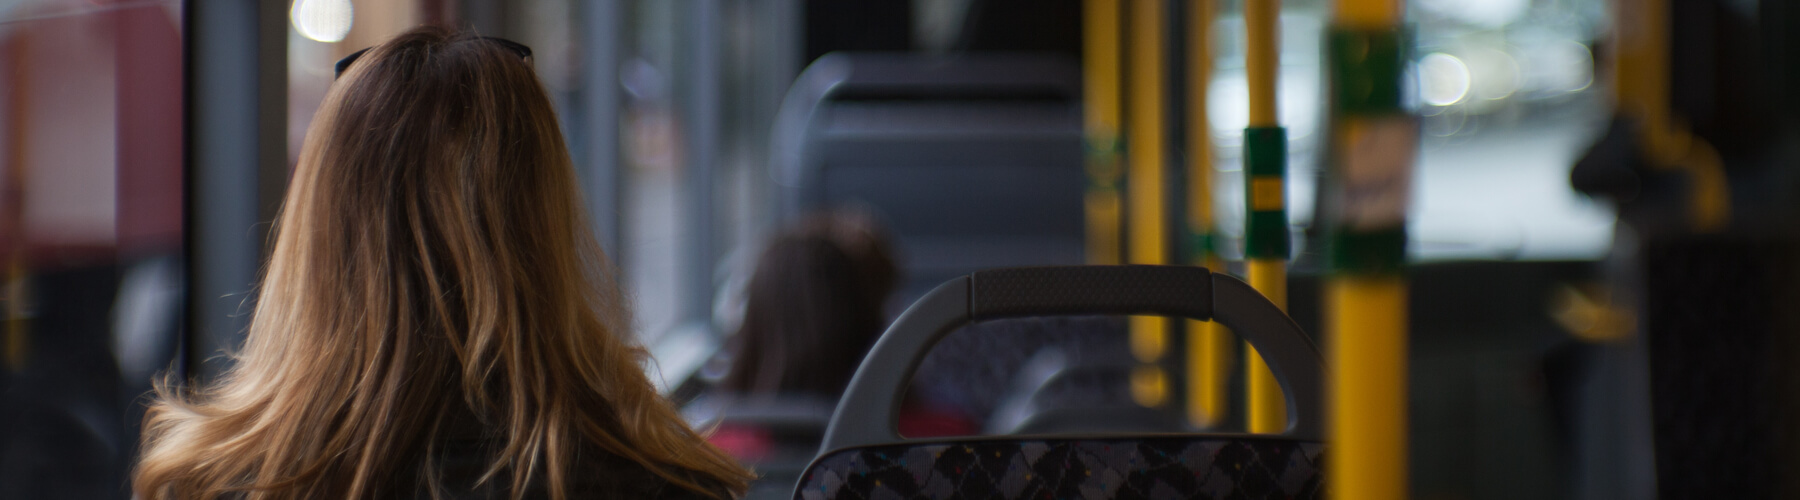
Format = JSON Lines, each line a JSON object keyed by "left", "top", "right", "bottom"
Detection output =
{"left": 794, "top": 437, "right": 1324, "bottom": 500}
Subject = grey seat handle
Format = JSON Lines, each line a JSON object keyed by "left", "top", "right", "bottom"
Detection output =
{"left": 819, "top": 265, "right": 1326, "bottom": 453}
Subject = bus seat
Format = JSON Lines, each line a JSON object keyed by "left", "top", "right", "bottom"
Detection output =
{"left": 913, "top": 315, "right": 1129, "bottom": 430}
{"left": 796, "top": 437, "right": 1322, "bottom": 499}
{"left": 1010, "top": 363, "right": 1187, "bottom": 435}
{"left": 693, "top": 395, "right": 838, "bottom": 500}
{"left": 792, "top": 266, "right": 1327, "bottom": 499}
{"left": 770, "top": 53, "right": 1086, "bottom": 302}
{"left": 982, "top": 341, "right": 1170, "bottom": 435}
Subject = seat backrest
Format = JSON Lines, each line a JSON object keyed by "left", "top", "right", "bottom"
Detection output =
{"left": 696, "top": 396, "right": 837, "bottom": 500}
{"left": 771, "top": 53, "right": 1086, "bottom": 300}
{"left": 795, "top": 436, "right": 1325, "bottom": 499}
{"left": 792, "top": 265, "right": 1328, "bottom": 499}
{"left": 1012, "top": 363, "right": 1186, "bottom": 434}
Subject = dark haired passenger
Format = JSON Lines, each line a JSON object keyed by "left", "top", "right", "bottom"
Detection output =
{"left": 704, "top": 212, "right": 971, "bottom": 462}
{"left": 132, "top": 27, "right": 751, "bottom": 499}
{"left": 718, "top": 212, "right": 895, "bottom": 397}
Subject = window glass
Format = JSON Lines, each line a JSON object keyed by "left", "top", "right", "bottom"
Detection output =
{"left": 0, "top": 1, "right": 185, "bottom": 495}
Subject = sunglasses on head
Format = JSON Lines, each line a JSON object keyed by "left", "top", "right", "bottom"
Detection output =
{"left": 334, "top": 37, "right": 533, "bottom": 80}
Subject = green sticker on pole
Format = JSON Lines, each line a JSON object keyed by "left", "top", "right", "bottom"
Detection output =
{"left": 1086, "top": 135, "right": 1124, "bottom": 190}
{"left": 1329, "top": 27, "right": 1406, "bottom": 115}
{"left": 1327, "top": 27, "right": 1416, "bottom": 275}
{"left": 1244, "top": 127, "right": 1288, "bottom": 260}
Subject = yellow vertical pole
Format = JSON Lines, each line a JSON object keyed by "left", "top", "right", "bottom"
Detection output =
{"left": 1245, "top": 260, "right": 1286, "bottom": 431}
{"left": 1612, "top": 0, "right": 1661, "bottom": 153}
{"left": 1327, "top": 0, "right": 1409, "bottom": 498}
{"left": 1127, "top": 0, "right": 1168, "bottom": 276}
{"left": 1329, "top": 275, "right": 1408, "bottom": 500}
{"left": 1244, "top": 0, "right": 1279, "bottom": 129}
{"left": 1185, "top": 0, "right": 1232, "bottom": 428}
{"left": 1612, "top": 0, "right": 1729, "bottom": 231}
{"left": 1242, "top": 0, "right": 1288, "bottom": 434}
{"left": 1084, "top": 0, "right": 1126, "bottom": 266}
{"left": 1334, "top": 0, "right": 1399, "bottom": 28}
{"left": 1126, "top": 0, "right": 1170, "bottom": 408}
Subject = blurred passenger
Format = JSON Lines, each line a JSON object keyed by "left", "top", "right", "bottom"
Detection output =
{"left": 718, "top": 212, "right": 895, "bottom": 397}
{"left": 707, "top": 212, "right": 971, "bottom": 457}
{"left": 131, "top": 27, "right": 750, "bottom": 499}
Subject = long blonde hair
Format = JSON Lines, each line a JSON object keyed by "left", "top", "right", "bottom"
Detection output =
{"left": 135, "top": 27, "right": 751, "bottom": 499}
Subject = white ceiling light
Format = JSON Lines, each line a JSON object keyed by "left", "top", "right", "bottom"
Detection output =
{"left": 1419, "top": 53, "right": 1471, "bottom": 106}
{"left": 291, "top": 0, "right": 353, "bottom": 43}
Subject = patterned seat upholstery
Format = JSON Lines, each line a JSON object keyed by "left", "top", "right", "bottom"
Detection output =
{"left": 798, "top": 267, "right": 1328, "bottom": 500}
{"left": 794, "top": 437, "right": 1325, "bottom": 500}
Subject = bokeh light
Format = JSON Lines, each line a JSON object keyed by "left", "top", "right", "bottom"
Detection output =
{"left": 290, "top": 0, "right": 353, "bottom": 43}
{"left": 1419, "top": 52, "right": 1471, "bottom": 106}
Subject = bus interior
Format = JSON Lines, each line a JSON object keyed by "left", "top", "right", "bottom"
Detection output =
{"left": 2, "top": 0, "right": 1798, "bottom": 498}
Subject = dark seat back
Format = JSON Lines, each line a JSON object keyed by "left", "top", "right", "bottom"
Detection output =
{"left": 792, "top": 266, "right": 1328, "bottom": 499}
{"left": 798, "top": 436, "right": 1324, "bottom": 499}
{"left": 1012, "top": 363, "right": 1186, "bottom": 434}
{"left": 771, "top": 53, "right": 1086, "bottom": 300}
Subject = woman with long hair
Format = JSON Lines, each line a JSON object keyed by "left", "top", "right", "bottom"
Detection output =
{"left": 134, "top": 27, "right": 751, "bottom": 499}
